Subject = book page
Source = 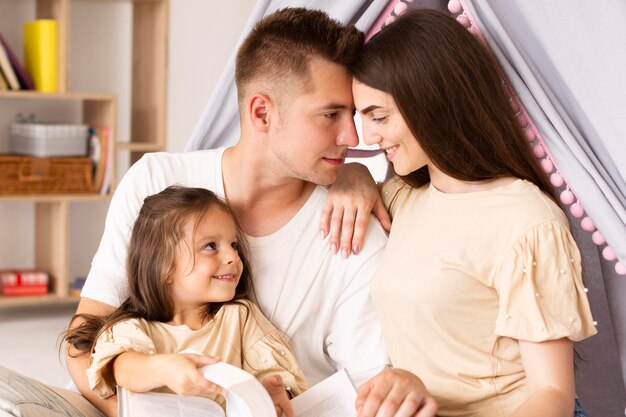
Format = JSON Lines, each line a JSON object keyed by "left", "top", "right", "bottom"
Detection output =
{"left": 291, "top": 369, "right": 357, "bottom": 417}
{"left": 119, "top": 389, "right": 224, "bottom": 417}
{"left": 200, "top": 362, "right": 276, "bottom": 417}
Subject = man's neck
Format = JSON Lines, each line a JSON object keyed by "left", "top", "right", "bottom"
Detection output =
{"left": 221, "top": 145, "right": 316, "bottom": 237}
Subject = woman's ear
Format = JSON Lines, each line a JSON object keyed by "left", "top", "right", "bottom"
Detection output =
{"left": 248, "top": 93, "right": 273, "bottom": 133}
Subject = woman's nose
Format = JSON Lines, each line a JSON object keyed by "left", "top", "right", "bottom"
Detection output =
{"left": 362, "top": 126, "right": 381, "bottom": 146}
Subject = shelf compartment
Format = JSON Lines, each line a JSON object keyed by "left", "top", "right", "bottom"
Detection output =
{"left": 0, "top": 294, "right": 80, "bottom": 308}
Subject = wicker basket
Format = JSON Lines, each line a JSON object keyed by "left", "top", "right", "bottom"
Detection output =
{"left": 0, "top": 155, "right": 93, "bottom": 195}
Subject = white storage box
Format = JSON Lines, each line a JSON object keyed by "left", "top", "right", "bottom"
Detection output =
{"left": 9, "top": 123, "right": 89, "bottom": 157}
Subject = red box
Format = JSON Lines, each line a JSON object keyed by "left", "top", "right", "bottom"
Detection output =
{"left": 0, "top": 270, "right": 49, "bottom": 296}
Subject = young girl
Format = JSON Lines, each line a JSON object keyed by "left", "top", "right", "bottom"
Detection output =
{"left": 65, "top": 186, "right": 307, "bottom": 417}
{"left": 328, "top": 9, "right": 596, "bottom": 417}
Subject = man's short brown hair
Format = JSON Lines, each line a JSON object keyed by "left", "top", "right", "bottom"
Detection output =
{"left": 235, "top": 7, "right": 364, "bottom": 107}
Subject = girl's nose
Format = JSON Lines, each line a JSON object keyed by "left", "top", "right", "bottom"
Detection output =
{"left": 223, "top": 247, "right": 239, "bottom": 264}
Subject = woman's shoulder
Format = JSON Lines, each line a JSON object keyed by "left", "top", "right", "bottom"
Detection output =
{"left": 380, "top": 176, "right": 428, "bottom": 214}
{"left": 499, "top": 179, "right": 568, "bottom": 226}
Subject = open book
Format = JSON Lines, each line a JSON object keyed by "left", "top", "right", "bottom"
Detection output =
{"left": 118, "top": 363, "right": 357, "bottom": 417}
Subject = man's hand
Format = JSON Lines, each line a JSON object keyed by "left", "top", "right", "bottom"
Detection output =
{"left": 356, "top": 369, "right": 437, "bottom": 417}
{"left": 322, "top": 162, "right": 391, "bottom": 258}
{"left": 262, "top": 375, "right": 293, "bottom": 417}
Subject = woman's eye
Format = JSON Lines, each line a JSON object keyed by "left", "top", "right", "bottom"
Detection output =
{"left": 231, "top": 242, "right": 239, "bottom": 251}
{"left": 372, "top": 115, "right": 387, "bottom": 123}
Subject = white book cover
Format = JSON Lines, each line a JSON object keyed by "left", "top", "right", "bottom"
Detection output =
{"left": 118, "top": 364, "right": 358, "bottom": 417}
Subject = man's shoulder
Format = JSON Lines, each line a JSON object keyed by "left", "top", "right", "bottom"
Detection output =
{"left": 119, "top": 148, "right": 224, "bottom": 193}
{"left": 136, "top": 148, "right": 221, "bottom": 170}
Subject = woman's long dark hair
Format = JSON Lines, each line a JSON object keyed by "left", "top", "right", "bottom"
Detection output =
{"left": 64, "top": 186, "right": 253, "bottom": 355}
{"left": 350, "top": 9, "right": 557, "bottom": 203}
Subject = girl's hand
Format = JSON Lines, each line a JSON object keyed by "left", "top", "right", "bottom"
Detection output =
{"left": 153, "top": 353, "right": 226, "bottom": 397}
{"left": 322, "top": 162, "right": 391, "bottom": 258}
{"left": 262, "top": 375, "right": 293, "bottom": 417}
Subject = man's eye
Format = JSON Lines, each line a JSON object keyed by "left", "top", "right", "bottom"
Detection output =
{"left": 324, "top": 112, "right": 338, "bottom": 119}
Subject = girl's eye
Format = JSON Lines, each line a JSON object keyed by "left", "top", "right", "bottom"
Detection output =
{"left": 231, "top": 242, "right": 239, "bottom": 251}
{"left": 203, "top": 242, "right": 217, "bottom": 251}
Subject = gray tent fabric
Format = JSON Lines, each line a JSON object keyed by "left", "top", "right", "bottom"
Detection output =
{"left": 184, "top": 0, "right": 389, "bottom": 152}
{"left": 462, "top": 1, "right": 626, "bottom": 267}
{"left": 462, "top": 1, "right": 626, "bottom": 414}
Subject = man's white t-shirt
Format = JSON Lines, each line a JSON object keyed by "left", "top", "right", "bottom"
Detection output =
{"left": 82, "top": 147, "right": 389, "bottom": 385}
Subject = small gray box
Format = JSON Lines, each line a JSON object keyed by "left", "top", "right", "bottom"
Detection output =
{"left": 9, "top": 123, "right": 89, "bottom": 157}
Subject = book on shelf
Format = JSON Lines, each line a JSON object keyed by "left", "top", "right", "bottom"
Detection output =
{"left": 88, "top": 126, "right": 113, "bottom": 194}
{"left": 0, "top": 270, "right": 48, "bottom": 297}
{"left": 23, "top": 19, "right": 57, "bottom": 92}
{"left": 0, "top": 66, "right": 9, "bottom": 90}
{"left": 0, "top": 31, "right": 35, "bottom": 90}
{"left": 118, "top": 363, "right": 357, "bottom": 417}
{"left": 0, "top": 35, "right": 20, "bottom": 90}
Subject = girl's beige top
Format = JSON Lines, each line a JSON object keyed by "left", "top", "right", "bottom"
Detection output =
{"left": 87, "top": 299, "right": 307, "bottom": 399}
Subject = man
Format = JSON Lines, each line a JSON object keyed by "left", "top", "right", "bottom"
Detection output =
{"left": 69, "top": 7, "right": 390, "bottom": 417}
{"left": 0, "top": 8, "right": 435, "bottom": 417}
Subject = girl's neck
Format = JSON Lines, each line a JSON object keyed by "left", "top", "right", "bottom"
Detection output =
{"left": 169, "top": 307, "right": 209, "bottom": 330}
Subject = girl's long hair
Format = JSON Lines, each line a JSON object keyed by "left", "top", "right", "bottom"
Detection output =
{"left": 350, "top": 9, "right": 557, "bottom": 203}
{"left": 64, "top": 186, "right": 253, "bottom": 355}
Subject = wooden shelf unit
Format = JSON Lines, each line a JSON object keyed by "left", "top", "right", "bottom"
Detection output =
{"left": 0, "top": 0, "right": 168, "bottom": 307}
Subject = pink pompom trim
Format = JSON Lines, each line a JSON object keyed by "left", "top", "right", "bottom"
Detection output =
{"left": 603, "top": 246, "right": 617, "bottom": 261}
{"left": 448, "top": 0, "right": 462, "bottom": 14}
{"left": 449, "top": 0, "right": 624, "bottom": 270}
{"left": 591, "top": 231, "right": 605, "bottom": 245}
{"left": 581, "top": 217, "right": 596, "bottom": 232}
{"left": 550, "top": 173, "right": 564, "bottom": 187}
{"left": 570, "top": 203, "right": 585, "bottom": 218}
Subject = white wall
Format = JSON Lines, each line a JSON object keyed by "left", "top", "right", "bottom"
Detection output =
{"left": 167, "top": 0, "right": 256, "bottom": 152}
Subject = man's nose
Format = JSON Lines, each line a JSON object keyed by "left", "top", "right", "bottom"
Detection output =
{"left": 337, "top": 118, "right": 359, "bottom": 147}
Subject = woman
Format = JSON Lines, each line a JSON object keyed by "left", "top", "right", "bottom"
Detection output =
{"left": 334, "top": 9, "right": 595, "bottom": 417}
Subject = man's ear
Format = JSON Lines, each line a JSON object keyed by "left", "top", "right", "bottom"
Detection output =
{"left": 248, "top": 93, "right": 274, "bottom": 133}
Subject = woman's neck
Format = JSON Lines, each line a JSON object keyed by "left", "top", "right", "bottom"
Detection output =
{"left": 428, "top": 165, "right": 517, "bottom": 194}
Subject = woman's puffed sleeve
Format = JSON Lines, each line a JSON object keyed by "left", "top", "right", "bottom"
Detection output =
{"left": 493, "top": 220, "right": 597, "bottom": 342}
{"left": 86, "top": 319, "right": 156, "bottom": 399}
{"left": 380, "top": 176, "right": 409, "bottom": 217}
